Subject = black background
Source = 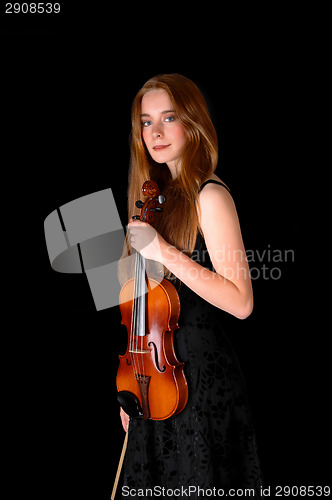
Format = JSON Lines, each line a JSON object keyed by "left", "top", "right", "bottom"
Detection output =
{"left": 2, "top": 5, "right": 328, "bottom": 500}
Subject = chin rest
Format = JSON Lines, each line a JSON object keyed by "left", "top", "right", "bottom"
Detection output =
{"left": 117, "top": 391, "right": 143, "bottom": 418}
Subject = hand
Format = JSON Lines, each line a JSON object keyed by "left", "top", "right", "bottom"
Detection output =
{"left": 127, "top": 219, "right": 166, "bottom": 263}
{"left": 120, "top": 407, "right": 129, "bottom": 432}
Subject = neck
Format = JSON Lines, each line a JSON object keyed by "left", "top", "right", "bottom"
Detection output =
{"left": 166, "top": 159, "right": 181, "bottom": 179}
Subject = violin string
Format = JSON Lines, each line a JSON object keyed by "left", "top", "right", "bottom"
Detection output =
{"left": 141, "top": 254, "right": 146, "bottom": 380}
{"left": 134, "top": 251, "right": 144, "bottom": 379}
{"left": 140, "top": 214, "right": 149, "bottom": 382}
{"left": 130, "top": 254, "right": 136, "bottom": 378}
{"left": 141, "top": 209, "right": 150, "bottom": 383}
{"left": 139, "top": 252, "right": 145, "bottom": 379}
{"left": 130, "top": 196, "right": 154, "bottom": 413}
{"left": 131, "top": 251, "right": 141, "bottom": 382}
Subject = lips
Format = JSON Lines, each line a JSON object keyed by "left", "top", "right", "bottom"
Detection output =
{"left": 153, "top": 144, "right": 170, "bottom": 150}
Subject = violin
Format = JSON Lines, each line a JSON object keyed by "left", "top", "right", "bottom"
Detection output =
{"left": 116, "top": 180, "right": 188, "bottom": 420}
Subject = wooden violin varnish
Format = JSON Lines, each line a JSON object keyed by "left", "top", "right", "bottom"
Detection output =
{"left": 116, "top": 180, "right": 188, "bottom": 421}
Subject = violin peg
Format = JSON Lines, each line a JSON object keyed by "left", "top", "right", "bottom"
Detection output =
{"left": 154, "top": 207, "right": 163, "bottom": 212}
{"left": 132, "top": 215, "right": 140, "bottom": 220}
{"left": 135, "top": 200, "right": 144, "bottom": 208}
{"left": 158, "top": 195, "right": 166, "bottom": 205}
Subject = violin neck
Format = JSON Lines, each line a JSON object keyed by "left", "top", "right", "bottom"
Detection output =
{"left": 133, "top": 252, "right": 147, "bottom": 337}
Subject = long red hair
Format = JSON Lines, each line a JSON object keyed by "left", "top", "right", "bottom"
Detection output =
{"left": 128, "top": 73, "right": 218, "bottom": 257}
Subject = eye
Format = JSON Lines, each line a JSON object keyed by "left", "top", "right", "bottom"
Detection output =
{"left": 142, "top": 120, "right": 152, "bottom": 127}
{"left": 165, "top": 115, "right": 175, "bottom": 122}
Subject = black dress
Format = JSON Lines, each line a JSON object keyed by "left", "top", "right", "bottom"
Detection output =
{"left": 121, "top": 181, "right": 263, "bottom": 498}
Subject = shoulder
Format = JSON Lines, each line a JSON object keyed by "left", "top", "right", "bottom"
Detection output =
{"left": 198, "top": 175, "right": 238, "bottom": 228}
{"left": 205, "top": 173, "right": 229, "bottom": 188}
{"left": 199, "top": 174, "right": 230, "bottom": 195}
{"left": 198, "top": 175, "right": 233, "bottom": 209}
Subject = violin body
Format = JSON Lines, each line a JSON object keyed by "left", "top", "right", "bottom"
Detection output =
{"left": 117, "top": 276, "right": 188, "bottom": 420}
{"left": 116, "top": 180, "right": 188, "bottom": 420}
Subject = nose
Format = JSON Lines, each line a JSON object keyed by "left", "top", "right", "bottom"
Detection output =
{"left": 152, "top": 124, "right": 163, "bottom": 139}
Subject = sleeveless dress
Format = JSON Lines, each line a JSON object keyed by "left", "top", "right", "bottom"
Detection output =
{"left": 121, "top": 181, "right": 263, "bottom": 498}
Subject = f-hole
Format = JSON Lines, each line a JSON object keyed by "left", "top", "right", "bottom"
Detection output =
{"left": 148, "top": 341, "right": 166, "bottom": 373}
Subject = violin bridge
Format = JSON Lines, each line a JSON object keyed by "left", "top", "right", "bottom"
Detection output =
{"left": 135, "top": 374, "right": 151, "bottom": 420}
{"left": 129, "top": 348, "right": 150, "bottom": 354}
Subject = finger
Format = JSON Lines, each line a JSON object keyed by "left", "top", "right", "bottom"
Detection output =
{"left": 120, "top": 409, "right": 129, "bottom": 432}
{"left": 128, "top": 227, "right": 143, "bottom": 238}
{"left": 122, "top": 415, "right": 129, "bottom": 432}
{"left": 128, "top": 220, "right": 148, "bottom": 228}
{"left": 121, "top": 416, "right": 127, "bottom": 432}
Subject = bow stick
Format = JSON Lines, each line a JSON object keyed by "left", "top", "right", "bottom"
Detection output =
{"left": 111, "top": 432, "right": 128, "bottom": 500}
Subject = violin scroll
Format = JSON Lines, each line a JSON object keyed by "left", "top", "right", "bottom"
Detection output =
{"left": 142, "top": 180, "right": 160, "bottom": 197}
{"left": 134, "top": 180, "right": 167, "bottom": 224}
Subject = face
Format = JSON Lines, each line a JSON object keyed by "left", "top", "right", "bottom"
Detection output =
{"left": 141, "top": 89, "right": 187, "bottom": 176}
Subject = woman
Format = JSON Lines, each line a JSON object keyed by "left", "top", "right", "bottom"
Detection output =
{"left": 119, "top": 74, "right": 262, "bottom": 496}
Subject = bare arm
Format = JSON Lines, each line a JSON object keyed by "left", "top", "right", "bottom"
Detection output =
{"left": 160, "top": 184, "right": 253, "bottom": 319}
{"left": 128, "top": 183, "right": 253, "bottom": 319}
